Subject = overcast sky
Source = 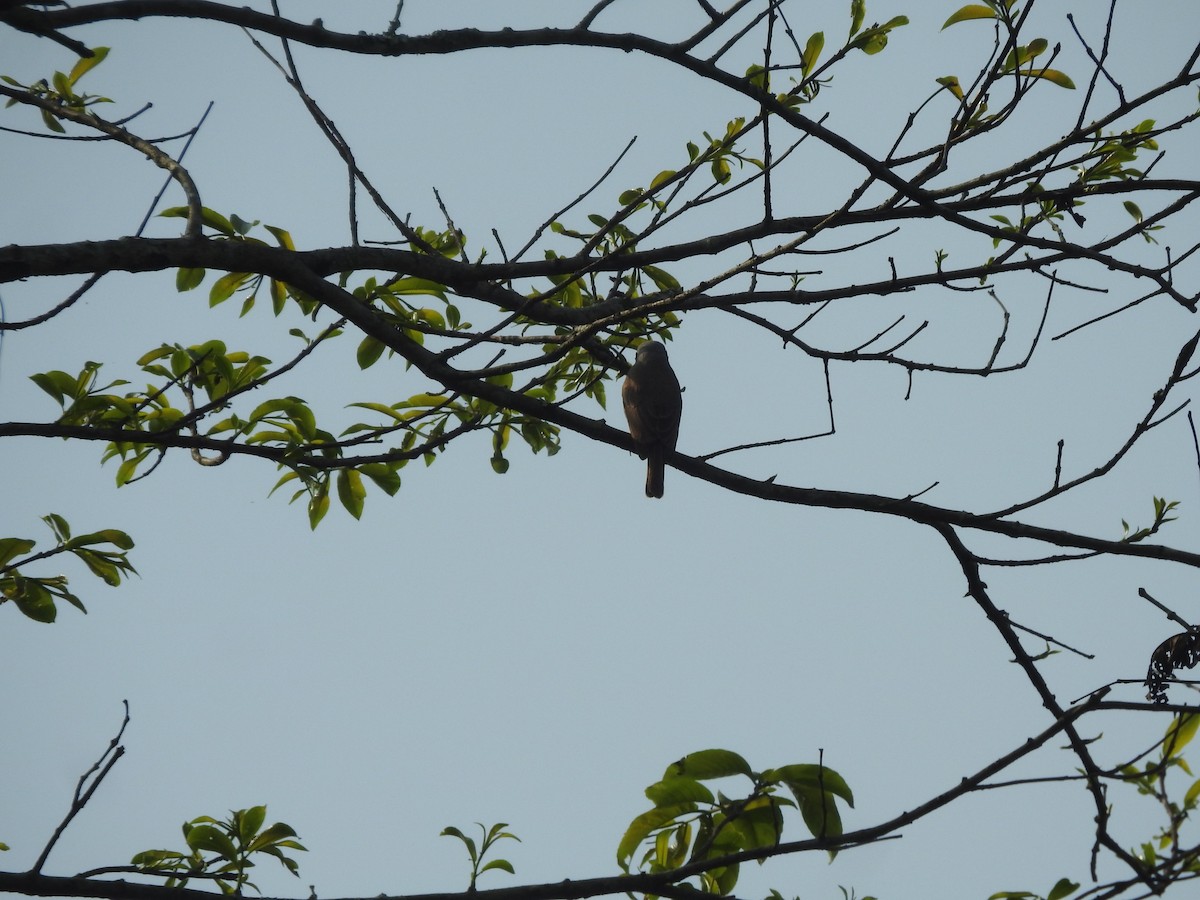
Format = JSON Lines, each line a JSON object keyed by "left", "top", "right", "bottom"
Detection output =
{"left": 4, "top": 3, "right": 1200, "bottom": 899}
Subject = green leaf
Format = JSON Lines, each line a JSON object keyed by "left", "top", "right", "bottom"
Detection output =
{"left": 66, "top": 46, "right": 110, "bottom": 86}
{"left": 616, "top": 804, "right": 696, "bottom": 870}
{"left": 714, "top": 863, "right": 740, "bottom": 895}
{"left": 357, "top": 335, "right": 386, "bottom": 369}
{"left": 209, "top": 271, "right": 251, "bottom": 307}
{"left": 66, "top": 528, "right": 134, "bottom": 551}
{"left": 650, "top": 169, "right": 677, "bottom": 190}
{"left": 251, "top": 821, "right": 301, "bottom": 849}
{"left": 414, "top": 307, "right": 446, "bottom": 329}
{"left": 13, "top": 580, "right": 58, "bottom": 623}
{"left": 727, "top": 797, "right": 784, "bottom": 851}
{"left": 802, "top": 31, "right": 825, "bottom": 77}
{"left": 385, "top": 276, "right": 448, "bottom": 300}
{"left": 1165, "top": 713, "right": 1200, "bottom": 756}
{"left": 1184, "top": 777, "right": 1200, "bottom": 809}
{"left": 176, "top": 267, "right": 206, "bottom": 292}
{"left": 645, "top": 777, "right": 716, "bottom": 807}
{"left": 265, "top": 224, "right": 295, "bottom": 250}
{"left": 849, "top": 0, "right": 865, "bottom": 38}
{"left": 644, "top": 265, "right": 680, "bottom": 291}
{"left": 0, "top": 537, "right": 36, "bottom": 569}
{"left": 336, "top": 469, "right": 366, "bottom": 519}
{"left": 770, "top": 763, "right": 855, "bottom": 806}
{"left": 160, "top": 206, "right": 236, "bottom": 236}
{"left": 478, "top": 859, "right": 514, "bottom": 876}
{"left": 1025, "top": 68, "right": 1076, "bottom": 89}
{"left": 308, "top": 486, "right": 329, "bottom": 530}
{"left": 238, "top": 806, "right": 267, "bottom": 844}
{"left": 942, "top": 4, "right": 997, "bottom": 28}
{"left": 441, "top": 827, "right": 478, "bottom": 862}
{"left": 936, "top": 75, "right": 964, "bottom": 100}
{"left": 663, "top": 749, "right": 753, "bottom": 780}
{"left": 75, "top": 550, "right": 121, "bottom": 586}
{"left": 1047, "top": 877, "right": 1080, "bottom": 900}
{"left": 41, "top": 109, "right": 66, "bottom": 133}
{"left": 794, "top": 782, "right": 843, "bottom": 850}
{"left": 185, "top": 823, "right": 237, "bottom": 858}
{"left": 359, "top": 464, "right": 402, "bottom": 497}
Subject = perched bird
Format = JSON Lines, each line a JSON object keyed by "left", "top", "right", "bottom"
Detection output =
{"left": 622, "top": 341, "right": 683, "bottom": 498}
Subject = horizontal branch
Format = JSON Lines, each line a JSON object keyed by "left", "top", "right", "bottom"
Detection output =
{"left": 0, "top": 691, "right": 1146, "bottom": 900}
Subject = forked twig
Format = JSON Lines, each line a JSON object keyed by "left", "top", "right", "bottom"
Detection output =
{"left": 31, "top": 701, "right": 131, "bottom": 874}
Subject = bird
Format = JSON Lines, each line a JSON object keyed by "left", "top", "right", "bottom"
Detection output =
{"left": 622, "top": 341, "right": 683, "bottom": 498}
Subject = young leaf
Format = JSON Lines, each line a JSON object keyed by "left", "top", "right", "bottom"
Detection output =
{"left": 663, "top": 749, "right": 753, "bottom": 780}
{"left": 0, "top": 537, "right": 35, "bottom": 569}
{"left": 943, "top": 4, "right": 997, "bottom": 28}
{"left": 336, "top": 469, "right": 366, "bottom": 520}
{"left": 66, "top": 46, "right": 110, "bottom": 87}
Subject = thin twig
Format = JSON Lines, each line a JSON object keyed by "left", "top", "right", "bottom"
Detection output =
{"left": 32, "top": 701, "right": 131, "bottom": 874}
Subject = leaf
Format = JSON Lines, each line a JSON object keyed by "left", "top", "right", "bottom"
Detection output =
{"left": 794, "top": 782, "right": 843, "bottom": 851}
{"left": 1024, "top": 68, "right": 1076, "bottom": 89}
{"left": 616, "top": 804, "right": 696, "bottom": 870}
{"left": 237, "top": 806, "right": 267, "bottom": 844}
{"left": 942, "top": 4, "right": 997, "bottom": 28}
{"left": 359, "top": 463, "right": 402, "bottom": 497}
{"left": 14, "top": 580, "right": 58, "bottom": 623}
{"left": 1185, "top": 777, "right": 1200, "bottom": 809}
{"left": 265, "top": 224, "right": 295, "bottom": 250}
{"left": 441, "top": 827, "right": 478, "bottom": 862}
{"left": 75, "top": 549, "right": 122, "bottom": 586}
{"left": 41, "top": 109, "right": 66, "bottom": 133}
{"left": 308, "top": 485, "right": 329, "bottom": 530}
{"left": 802, "top": 32, "right": 824, "bottom": 77}
{"left": 849, "top": 0, "right": 865, "bottom": 38}
{"left": 385, "top": 276, "right": 448, "bottom": 300}
{"left": 478, "top": 859, "right": 514, "bottom": 876}
{"left": 1047, "top": 877, "right": 1080, "bottom": 900}
{"left": 936, "top": 75, "right": 964, "bottom": 100}
{"left": 0, "top": 537, "right": 35, "bottom": 569}
{"left": 644, "top": 265, "right": 680, "bottom": 291}
{"left": 770, "top": 763, "right": 855, "bottom": 806}
{"left": 209, "top": 271, "right": 250, "bottom": 307}
{"left": 1164, "top": 713, "right": 1200, "bottom": 756}
{"left": 357, "top": 335, "right": 386, "bottom": 369}
{"left": 67, "top": 46, "right": 110, "bottom": 86}
{"left": 663, "top": 749, "right": 753, "bottom": 780}
{"left": 649, "top": 169, "right": 677, "bottom": 190}
{"left": 645, "top": 777, "right": 716, "bottom": 807}
{"left": 66, "top": 528, "right": 134, "bottom": 551}
{"left": 336, "top": 469, "right": 366, "bottom": 520}
{"left": 176, "top": 267, "right": 206, "bottom": 292}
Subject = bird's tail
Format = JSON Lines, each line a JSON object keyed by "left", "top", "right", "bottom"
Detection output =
{"left": 645, "top": 448, "right": 665, "bottom": 498}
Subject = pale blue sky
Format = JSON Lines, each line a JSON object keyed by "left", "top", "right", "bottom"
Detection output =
{"left": 4, "top": 3, "right": 1200, "bottom": 899}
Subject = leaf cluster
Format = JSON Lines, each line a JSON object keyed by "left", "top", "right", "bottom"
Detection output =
{"left": 1, "top": 46, "right": 111, "bottom": 132}
{"left": 130, "top": 805, "right": 305, "bottom": 895}
{"left": 440, "top": 822, "right": 520, "bottom": 890}
{"left": 1118, "top": 715, "right": 1200, "bottom": 878}
{"left": 617, "top": 749, "right": 853, "bottom": 897}
{"left": 0, "top": 514, "right": 135, "bottom": 623}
